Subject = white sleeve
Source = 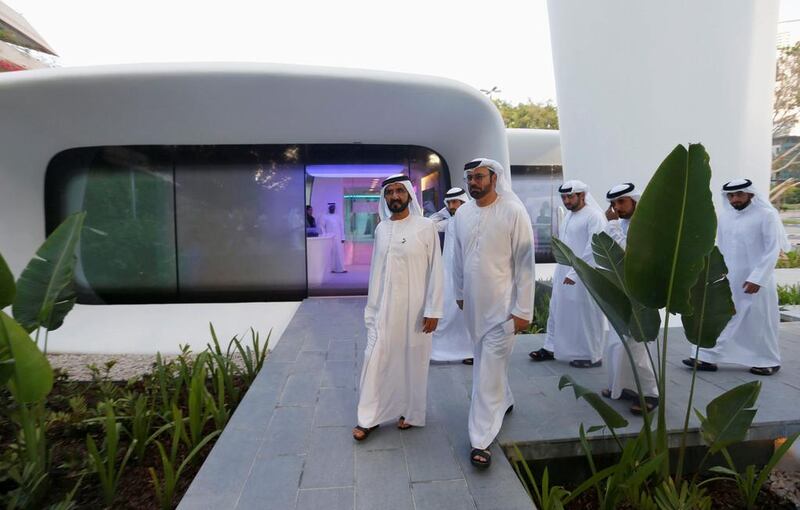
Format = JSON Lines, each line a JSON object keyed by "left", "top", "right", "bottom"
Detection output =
{"left": 452, "top": 214, "right": 465, "bottom": 302}
{"left": 511, "top": 207, "right": 536, "bottom": 321}
{"left": 604, "top": 220, "right": 627, "bottom": 250}
{"left": 747, "top": 211, "right": 781, "bottom": 286}
{"left": 424, "top": 222, "right": 444, "bottom": 319}
{"left": 429, "top": 207, "right": 450, "bottom": 233}
{"left": 566, "top": 212, "right": 603, "bottom": 281}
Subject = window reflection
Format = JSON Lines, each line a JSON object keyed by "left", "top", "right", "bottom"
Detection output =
{"left": 510, "top": 165, "right": 564, "bottom": 263}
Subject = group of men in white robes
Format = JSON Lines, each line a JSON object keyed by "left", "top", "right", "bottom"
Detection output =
{"left": 352, "top": 160, "right": 788, "bottom": 467}
{"left": 354, "top": 160, "right": 535, "bottom": 470}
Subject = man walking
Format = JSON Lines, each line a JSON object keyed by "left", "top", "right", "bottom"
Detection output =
{"left": 601, "top": 183, "right": 659, "bottom": 414}
{"left": 684, "top": 179, "right": 788, "bottom": 376}
{"left": 431, "top": 187, "right": 473, "bottom": 364}
{"left": 453, "top": 158, "right": 535, "bottom": 468}
{"left": 353, "top": 174, "right": 443, "bottom": 440}
{"left": 530, "top": 180, "right": 607, "bottom": 368}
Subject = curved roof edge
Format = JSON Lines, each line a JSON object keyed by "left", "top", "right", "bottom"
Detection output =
{"left": 507, "top": 128, "right": 562, "bottom": 166}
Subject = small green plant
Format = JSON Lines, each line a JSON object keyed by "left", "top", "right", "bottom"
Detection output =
{"left": 85, "top": 403, "right": 137, "bottom": 506}
{"left": 232, "top": 327, "right": 270, "bottom": 387}
{"left": 528, "top": 279, "right": 552, "bottom": 333}
{"left": 149, "top": 430, "right": 221, "bottom": 510}
{"left": 778, "top": 283, "right": 800, "bottom": 305}
{"left": 776, "top": 250, "right": 800, "bottom": 268}
{"left": 704, "top": 431, "right": 800, "bottom": 510}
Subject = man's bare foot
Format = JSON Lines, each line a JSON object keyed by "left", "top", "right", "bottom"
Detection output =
{"left": 397, "top": 416, "right": 412, "bottom": 430}
{"left": 352, "top": 425, "right": 378, "bottom": 441}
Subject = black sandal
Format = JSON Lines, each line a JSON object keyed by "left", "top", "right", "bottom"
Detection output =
{"left": 397, "top": 416, "right": 412, "bottom": 430}
{"left": 529, "top": 348, "right": 554, "bottom": 362}
{"left": 505, "top": 405, "right": 514, "bottom": 415}
{"left": 630, "top": 397, "right": 659, "bottom": 416}
{"left": 470, "top": 448, "right": 491, "bottom": 468}
{"left": 352, "top": 425, "right": 378, "bottom": 441}
{"left": 750, "top": 366, "right": 781, "bottom": 376}
{"left": 682, "top": 358, "right": 718, "bottom": 372}
{"left": 569, "top": 359, "right": 602, "bottom": 368}
{"left": 462, "top": 358, "right": 474, "bottom": 365}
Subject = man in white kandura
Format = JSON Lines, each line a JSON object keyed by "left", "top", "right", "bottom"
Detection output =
{"left": 430, "top": 187, "right": 474, "bottom": 365}
{"left": 353, "top": 174, "right": 444, "bottom": 441}
{"left": 453, "top": 158, "right": 535, "bottom": 469}
{"left": 601, "top": 183, "right": 659, "bottom": 415}
{"left": 530, "top": 180, "right": 607, "bottom": 368}
{"left": 320, "top": 202, "right": 347, "bottom": 273}
{"left": 684, "top": 178, "right": 790, "bottom": 376}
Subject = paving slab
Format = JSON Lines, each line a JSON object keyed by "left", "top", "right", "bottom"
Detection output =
{"left": 181, "top": 297, "right": 800, "bottom": 510}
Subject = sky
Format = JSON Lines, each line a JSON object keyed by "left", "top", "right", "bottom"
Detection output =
{"left": 7, "top": 0, "right": 800, "bottom": 105}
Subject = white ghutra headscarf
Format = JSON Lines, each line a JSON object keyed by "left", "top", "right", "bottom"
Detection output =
{"left": 558, "top": 179, "right": 607, "bottom": 226}
{"left": 379, "top": 174, "right": 423, "bottom": 221}
{"left": 721, "top": 178, "right": 792, "bottom": 253}
{"left": 444, "top": 186, "right": 470, "bottom": 206}
{"left": 463, "top": 158, "right": 523, "bottom": 206}
{"left": 605, "top": 182, "right": 641, "bottom": 202}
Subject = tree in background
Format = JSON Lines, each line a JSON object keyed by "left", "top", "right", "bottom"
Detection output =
{"left": 492, "top": 98, "right": 559, "bottom": 130}
{"left": 771, "top": 42, "right": 800, "bottom": 205}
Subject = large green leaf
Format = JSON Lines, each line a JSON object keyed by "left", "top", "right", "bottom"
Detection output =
{"left": 697, "top": 381, "right": 760, "bottom": 454}
{"left": 0, "top": 311, "right": 53, "bottom": 402}
{"left": 552, "top": 237, "right": 632, "bottom": 342}
{"left": 681, "top": 247, "right": 735, "bottom": 348}
{"left": 0, "top": 252, "right": 14, "bottom": 309}
{"left": 591, "top": 232, "right": 661, "bottom": 343}
{"left": 12, "top": 212, "right": 86, "bottom": 332}
{"left": 625, "top": 144, "right": 717, "bottom": 314}
{"left": 559, "top": 375, "right": 629, "bottom": 429}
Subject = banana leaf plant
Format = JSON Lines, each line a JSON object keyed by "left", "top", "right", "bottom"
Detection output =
{"left": 551, "top": 144, "right": 760, "bottom": 488}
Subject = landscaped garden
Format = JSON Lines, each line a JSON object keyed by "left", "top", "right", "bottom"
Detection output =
{"left": 0, "top": 212, "right": 269, "bottom": 509}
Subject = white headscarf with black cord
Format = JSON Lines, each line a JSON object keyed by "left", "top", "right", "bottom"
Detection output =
{"left": 721, "top": 178, "right": 792, "bottom": 253}
{"left": 379, "top": 174, "right": 423, "bottom": 221}
{"left": 558, "top": 179, "right": 607, "bottom": 226}
{"left": 463, "top": 158, "right": 523, "bottom": 206}
{"left": 444, "top": 186, "right": 470, "bottom": 206}
{"left": 605, "top": 182, "right": 641, "bottom": 203}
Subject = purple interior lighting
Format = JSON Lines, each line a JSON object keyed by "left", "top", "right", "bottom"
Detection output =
{"left": 305, "top": 164, "right": 406, "bottom": 178}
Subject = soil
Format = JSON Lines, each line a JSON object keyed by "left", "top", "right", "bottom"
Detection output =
{"left": 0, "top": 373, "right": 248, "bottom": 509}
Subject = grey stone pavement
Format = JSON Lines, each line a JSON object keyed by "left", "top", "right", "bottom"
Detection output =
{"left": 179, "top": 297, "right": 800, "bottom": 510}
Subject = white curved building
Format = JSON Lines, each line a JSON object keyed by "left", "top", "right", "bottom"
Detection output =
{"left": 0, "top": 63, "right": 546, "bottom": 353}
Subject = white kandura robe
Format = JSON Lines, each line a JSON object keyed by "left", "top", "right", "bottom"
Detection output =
{"left": 431, "top": 214, "right": 472, "bottom": 361}
{"left": 696, "top": 203, "right": 782, "bottom": 368}
{"left": 429, "top": 207, "right": 450, "bottom": 233}
{"left": 320, "top": 212, "right": 346, "bottom": 272}
{"left": 453, "top": 195, "right": 535, "bottom": 450}
{"left": 603, "top": 218, "right": 659, "bottom": 398}
{"left": 358, "top": 215, "right": 444, "bottom": 428}
{"left": 544, "top": 206, "right": 607, "bottom": 362}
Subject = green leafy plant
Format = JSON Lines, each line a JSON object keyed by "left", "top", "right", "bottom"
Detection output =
{"left": 704, "top": 431, "right": 800, "bottom": 509}
{"left": 546, "top": 144, "right": 772, "bottom": 508}
{"left": 149, "top": 430, "right": 220, "bottom": 510}
{"left": 85, "top": 403, "right": 137, "bottom": 506}
{"left": 232, "top": 327, "right": 270, "bottom": 387}
{"left": 777, "top": 283, "right": 800, "bottom": 304}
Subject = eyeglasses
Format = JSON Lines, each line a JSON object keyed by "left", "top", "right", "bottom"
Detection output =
{"left": 464, "top": 172, "right": 491, "bottom": 182}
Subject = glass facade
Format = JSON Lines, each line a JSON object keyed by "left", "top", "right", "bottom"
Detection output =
{"left": 46, "top": 144, "right": 448, "bottom": 303}
{"left": 510, "top": 165, "right": 564, "bottom": 263}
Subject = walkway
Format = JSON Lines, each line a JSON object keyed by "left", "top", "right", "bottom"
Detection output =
{"left": 179, "top": 298, "right": 800, "bottom": 510}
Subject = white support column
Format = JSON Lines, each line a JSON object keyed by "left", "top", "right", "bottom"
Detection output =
{"left": 547, "top": 0, "right": 780, "bottom": 197}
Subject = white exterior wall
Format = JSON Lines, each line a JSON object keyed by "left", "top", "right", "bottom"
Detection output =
{"left": 0, "top": 63, "right": 507, "bottom": 353}
{"left": 547, "top": 0, "right": 780, "bottom": 199}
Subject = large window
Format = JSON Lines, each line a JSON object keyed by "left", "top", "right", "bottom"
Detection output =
{"left": 510, "top": 165, "right": 564, "bottom": 263}
{"left": 46, "top": 144, "right": 448, "bottom": 303}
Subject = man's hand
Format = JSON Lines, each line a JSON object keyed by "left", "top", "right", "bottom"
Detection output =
{"left": 743, "top": 281, "right": 761, "bottom": 294}
{"left": 511, "top": 314, "right": 530, "bottom": 334}
{"left": 422, "top": 317, "right": 439, "bottom": 333}
{"left": 456, "top": 300, "right": 463, "bottom": 310}
{"left": 563, "top": 277, "right": 576, "bottom": 285}
{"left": 605, "top": 205, "right": 618, "bottom": 221}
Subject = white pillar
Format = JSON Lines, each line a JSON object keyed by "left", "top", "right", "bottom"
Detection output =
{"left": 547, "top": 0, "right": 780, "bottom": 198}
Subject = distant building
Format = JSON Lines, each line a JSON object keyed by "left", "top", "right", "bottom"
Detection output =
{"left": 0, "top": 0, "right": 57, "bottom": 71}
